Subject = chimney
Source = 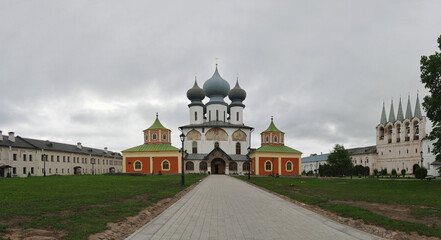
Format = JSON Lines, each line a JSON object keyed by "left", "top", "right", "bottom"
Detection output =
{"left": 104, "top": 147, "right": 108, "bottom": 153}
{"left": 77, "top": 142, "right": 82, "bottom": 149}
{"left": 8, "top": 132, "right": 15, "bottom": 142}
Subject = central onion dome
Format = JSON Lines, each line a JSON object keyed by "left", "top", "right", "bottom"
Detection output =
{"left": 228, "top": 80, "right": 246, "bottom": 102}
{"left": 203, "top": 66, "right": 230, "bottom": 103}
{"left": 186, "top": 80, "right": 205, "bottom": 102}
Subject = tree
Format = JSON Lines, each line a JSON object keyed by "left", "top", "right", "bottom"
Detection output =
{"left": 420, "top": 34, "right": 441, "bottom": 161}
{"left": 327, "top": 144, "right": 353, "bottom": 176}
{"left": 401, "top": 169, "right": 406, "bottom": 177}
{"left": 391, "top": 169, "right": 397, "bottom": 178}
{"left": 415, "top": 167, "right": 428, "bottom": 179}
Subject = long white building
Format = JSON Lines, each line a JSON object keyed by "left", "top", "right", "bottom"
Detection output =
{"left": 0, "top": 131, "right": 123, "bottom": 177}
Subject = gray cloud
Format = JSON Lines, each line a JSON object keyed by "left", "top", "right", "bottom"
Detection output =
{"left": 1, "top": 0, "right": 440, "bottom": 156}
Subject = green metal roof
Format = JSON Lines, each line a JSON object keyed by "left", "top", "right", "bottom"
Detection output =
{"left": 255, "top": 144, "right": 302, "bottom": 154}
{"left": 145, "top": 115, "right": 170, "bottom": 131}
{"left": 262, "top": 118, "right": 283, "bottom": 133}
{"left": 122, "top": 143, "right": 179, "bottom": 152}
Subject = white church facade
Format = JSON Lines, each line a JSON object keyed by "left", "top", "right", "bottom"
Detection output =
{"left": 302, "top": 95, "right": 440, "bottom": 176}
{"left": 123, "top": 64, "right": 302, "bottom": 176}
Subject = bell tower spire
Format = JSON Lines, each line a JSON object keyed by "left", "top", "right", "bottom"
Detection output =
{"left": 414, "top": 92, "right": 423, "bottom": 119}
{"left": 388, "top": 99, "right": 396, "bottom": 123}
{"left": 405, "top": 95, "right": 413, "bottom": 120}
{"left": 397, "top": 97, "right": 404, "bottom": 121}
{"left": 380, "top": 102, "right": 387, "bottom": 125}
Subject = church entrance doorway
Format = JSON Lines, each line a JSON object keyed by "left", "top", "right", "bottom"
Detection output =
{"left": 413, "top": 164, "right": 420, "bottom": 174}
{"left": 211, "top": 158, "right": 225, "bottom": 174}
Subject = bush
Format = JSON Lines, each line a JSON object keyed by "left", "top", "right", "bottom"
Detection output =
{"left": 302, "top": 170, "right": 307, "bottom": 175}
{"left": 391, "top": 169, "right": 397, "bottom": 177}
{"left": 401, "top": 169, "right": 406, "bottom": 177}
{"left": 364, "top": 166, "right": 370, "bottom": 176}
{"left": 380, "top": 168, "right": 388, "bottom": 176}
{"left": 306, "top": 170, "right": 314, "bottom": 176}
{"left": 415, "top": 167, "right": 428, "bottom": 179}
{"left": 373, "top": 169, "right": 378, "bottom": 176}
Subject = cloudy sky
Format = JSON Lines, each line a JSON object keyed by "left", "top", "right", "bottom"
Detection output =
{"left": 1, "top": 1, "right": 440, "bottom": 156}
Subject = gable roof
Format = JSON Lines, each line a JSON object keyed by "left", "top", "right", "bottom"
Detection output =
{"left": 301, "top": 153, "right": 330, "bottom": 163}
{"left": 23, "top": 137, "right": 122, "bottom": 158}
{"left": 204, "top": 147, "right": 232, "bottom": 160}
{"left": 0, "top": 135, "right": 122, "bottom": 158}
{"left": 0, "top": 135, "right": 36, "bottom": 149}
{"left": 347, "top": 145, "right": 377, "bottom": 155}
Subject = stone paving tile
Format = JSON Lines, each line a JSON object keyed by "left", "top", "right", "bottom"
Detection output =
{"left": 126, "top": 175, "right": 383, "bottom": 240}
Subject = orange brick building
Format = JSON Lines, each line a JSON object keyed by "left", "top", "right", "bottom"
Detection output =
{"left": 122, "top": 114, "right": 181, "bottom": 174}
{"left": 250, "top": 117, "right": 302, "bottom": 176}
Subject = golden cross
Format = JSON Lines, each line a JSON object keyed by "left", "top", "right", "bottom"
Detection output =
{"left": 216, "top": 57, "right": 219, "bottom": 66}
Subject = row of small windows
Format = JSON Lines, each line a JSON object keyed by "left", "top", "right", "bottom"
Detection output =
{"left": 11, "top": 153, "right": 33, "bottom": 161}
{"left": 379, "top": 121, "right": 420, "bottom": 143}
{"left": 10, "top": 167, "right": 111, "bottom": 175}
{"left": 208, "top": 110, "right": 226, "bottom": 122}
{"left": 195, "top": 111, "right": 240, "bottom": 122}
{"left": 380, "top": 148, "right": 420, "bottom": 156}
{"left": 134, "top": 160, "right": 170, "bottom": 171}
{"left": 146, "top": 133, "right": 168, "bottom": 141}
{"left": 10, "top": 154, "right": 121, "bottom": 165}
{"left": 184, "top": 161, "right": 250, "bottom": 171}
{"left": 264, "top": 161, "right": 293, "bottom": 171}
{"left": 264, "top": 135, "right": 283, "bottom": 143}
{"left": 352, "top": 158, "right": 369, "bottom": 164}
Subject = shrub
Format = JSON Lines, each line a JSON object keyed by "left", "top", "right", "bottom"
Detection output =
{"left": 302, "top": 170, "right": 307, "bottom": 175}
{"left": 401, "top": 169, "right": 406, "bottom": 177}
{"left": 373, "top": 169, "right": 378, "bottom": 176}
{"left": 306, "top": 170, "right": 314, "bottom": 176}
{"left": 364, "top": 166, "right": 370, "bottom": 176}
{"left": 391, "top": 169, "right": 397, "bottom": 177}
{"left": 380, "top": 168, "right": 388, "bottom": 176}
{"left": 415, "top": 167, "right": 428, "bottom": 179}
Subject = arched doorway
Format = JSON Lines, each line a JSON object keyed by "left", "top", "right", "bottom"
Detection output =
{"left": 74, "top": 166, "right": 82, "bottom": 175}
{"left": 211, "top": 158, "right": 225, "bottom": 174}
{"left": 413, "top": 164, "right": 420, "bottom": 174}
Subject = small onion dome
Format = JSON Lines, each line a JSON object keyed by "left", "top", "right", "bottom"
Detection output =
{"left": 203, "top": 66, "right": 230, "bottom": 99}
{"left": 228, "top": 80, "right": 246, "bottom": 102}
{"left": 186, "top": 80, "right": 205, "bottom": 102}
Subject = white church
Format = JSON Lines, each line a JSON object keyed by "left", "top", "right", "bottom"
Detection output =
{"left": 302, "top": 95, "right": 440, "bottom": 177}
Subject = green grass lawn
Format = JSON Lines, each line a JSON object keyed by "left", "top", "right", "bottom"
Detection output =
{"left": 238, "top": 176, "right": 441, "bottom": 237}
{"left": 0, "top": 174, "right": 205, "bottom": 240}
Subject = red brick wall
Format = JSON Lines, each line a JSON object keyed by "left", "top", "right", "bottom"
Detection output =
{"left": 281, "top": 158, "right": 300, "bottom": 175}
{"left": 259, "top": 157, "right": 278, "bottom": 176}
{"left": 126, "top": 157, "right": 150, "bottom": 173}
{"left": 153, "top": 156, "right": 179, "bottom": 174}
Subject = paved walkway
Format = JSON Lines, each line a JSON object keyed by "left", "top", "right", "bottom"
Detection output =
{"left": 126, "top": 175, "right": 382, "bottom": 240}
